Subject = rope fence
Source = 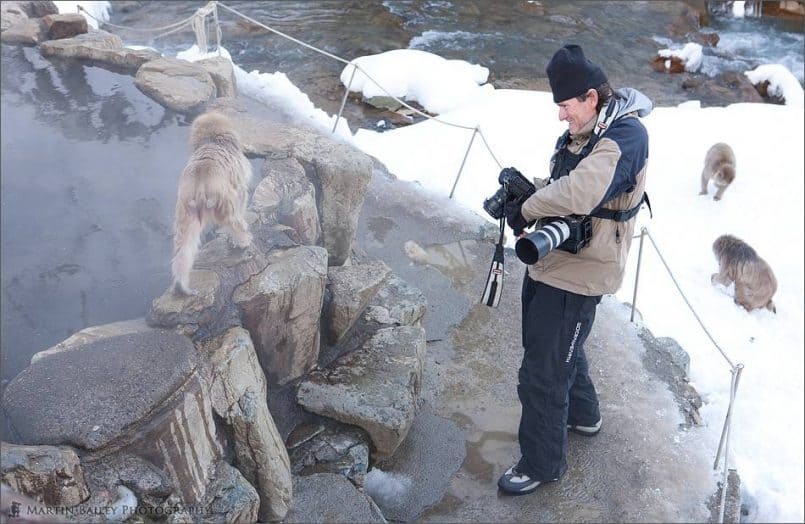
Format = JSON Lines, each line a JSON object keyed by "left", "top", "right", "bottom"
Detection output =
{"left": 630, "top": 226, "right": 743, "bottom": 524}
{"left": 76, "top": 4, "right": 741, "bottom": 521}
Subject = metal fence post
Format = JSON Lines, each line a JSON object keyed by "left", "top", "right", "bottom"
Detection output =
{"left": 333, "top": 64, "right": 357, "bottom": 134}
{"left": 630, "top": 226, "right": 647, "bottom": 322}
{"left": 449, "top": 126, "right": 478, "bottom": 199}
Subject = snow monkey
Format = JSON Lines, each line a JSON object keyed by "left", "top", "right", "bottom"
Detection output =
{"left": 171, "top": 111, "right": 252, "bottom": 295}
{"left": 699, "top": 142, "right": 736, "bottom": 201}
{"left": 711, "top": 234, "right": 777, "bottom": 313}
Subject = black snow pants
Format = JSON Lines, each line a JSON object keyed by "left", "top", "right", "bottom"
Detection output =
{"left": 517, "top": 272, "right": 602, "bottom": 481}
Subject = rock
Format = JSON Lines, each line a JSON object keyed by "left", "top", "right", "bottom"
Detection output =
{"left": 148, "top": 235, "right": 269, "bottom": 338}
{"left": 689, "top": 31, "right": 719, "bottom": 47}
{"left": 197, "top": 55, "right": 237, "bottom": 98}
{"left": 233, "top": 246, "right": 328, "bottom": 387}
{"left": 82, "top": 453, "right": 173, "bottom": 512}
{"left": 323, "top": 261, "right": 391, "bottom": 345}
{"left": 200, "top": 461, "right": 260, "bottom": 524}
{"left": 293, "top": 135, "right": 372, "bottom": 266}
{"left": 39, "top": 30, "right": 160, "bottom": 71}
{"left": 257, "top": 157, "right": 321, "bottom": 246}
{"left": 0, "top": 483, "right": 63, "bottom": 523}
{"left": 1, "top": 2, "right": 29, "bottom": 32}
{"left": 17, "top": 1, "right": 58, "bottom": 18}
{"left": 210, "top": 113, "right": 372, "bottom": 265}
{"left": 31, "top": 318, "right": 150, "bottom": 364}
{"left": 650, "top": 54, "right": 685, "bottom": 74}
{"left": 0, "top": 18, "right": 44, "bottom": 45}
{"left": 2, "top": 328, "right": 221, "bottom": 506}
{"left": 288, "top": 420, "right": 370, "bottom": 486}
{"left": 42, "top": 13, "right": 87, "bottom": 40}
{"left": 296, "top": 326, "right": 427, "bottom": 459}
{"left": 135, "top": 57, "right": 216, "bottom": 114}
{"left": 0, "top": 442, "right": 89, "bottom": 507}
{"left": 200, "top": 328, "right": 292, "bottom": 522}
{"left": 147, "top": 269, "right": 222, "bottom": 334}
{"left": 363, "top": 274, "right": 427, "bottom": 327}
{"left": 362, "top": 95, "right": 402, "bottom": 111}
{"left": 283, "top": 473, "right": 386, "bottom": 523}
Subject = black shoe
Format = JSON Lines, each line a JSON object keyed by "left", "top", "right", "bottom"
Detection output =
{"left": 497, "top": 464, "right": 555, "bottom": 495}
{"left": 567, "top": 418, "right": 602, "bottom": 436}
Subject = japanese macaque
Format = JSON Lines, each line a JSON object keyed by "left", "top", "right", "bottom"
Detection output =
{"left": 711, "top": 234, "right": 777, "bottom": 313}
{"left": 699, "top": 142, "right": 736, "bottom": 201}
{"left": 171, "top": 112, "right": 252, "bottom": 295}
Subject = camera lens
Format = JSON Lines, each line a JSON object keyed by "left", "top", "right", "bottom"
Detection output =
{"left": 483, "top": 188, "right": 507, "bottom": 219}
{"left": 515, "top": 219, "right": 571, "bottom": 264}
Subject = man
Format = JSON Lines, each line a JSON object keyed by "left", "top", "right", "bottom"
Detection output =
{"left": 497, "top": 44, "right": 653, "bottom": 495}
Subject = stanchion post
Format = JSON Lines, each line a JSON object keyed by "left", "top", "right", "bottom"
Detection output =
{"left": 713, "top": 363, "right": 744, "bottom": 470}
{"left": 630, "top": 226, "right": 647, "bottom": 322}
{"left": 333, "top": 64, "right": 357, "bottom": 134}
{"left": 212, "top": 1, "right": 222, "bottom": 55}
{"left": 449, "top": 127, "right": 478, "bottom": 199}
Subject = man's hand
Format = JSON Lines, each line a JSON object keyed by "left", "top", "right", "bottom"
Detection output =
{"left": 505, "top": 201, "right": 528, "bottom": 236}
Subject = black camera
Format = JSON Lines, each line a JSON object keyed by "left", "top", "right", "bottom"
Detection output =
{"left": 483, "top": 167, "right": 536, "bottom": 220}
{"left": 515, "top": 215, "right": 593, "bottom": 264}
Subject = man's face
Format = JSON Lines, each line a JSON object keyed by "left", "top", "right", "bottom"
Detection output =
{"left": 557, "top": 89, "right": 598, "bottom": 134}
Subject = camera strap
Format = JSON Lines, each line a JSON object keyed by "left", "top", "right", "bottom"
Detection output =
{"left": 481, "top": 218, "right": 506, "bottom": 308}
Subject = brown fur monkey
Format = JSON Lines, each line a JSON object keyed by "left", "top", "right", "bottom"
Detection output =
{"left": 711, "top": 234, "right": 777, "bottom": 313}
{"left": 699, "top": 142, "right": 736, "bottom": 201}
{"left": 171, "top": 112, "right": 252, "bottom": 295}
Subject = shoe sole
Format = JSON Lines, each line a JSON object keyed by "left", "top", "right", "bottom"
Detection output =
{"left": 568, "top": 426, "right": 600, "bottom": 437}
{"left": 497, "top": 477, "right": 557, "bottom": 496}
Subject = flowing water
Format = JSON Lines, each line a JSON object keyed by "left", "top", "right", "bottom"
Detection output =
{"left": 106, "top": 0, "right": 804, "bottom": 125}
{"left": 1, "top": 1, "right": 802, "bottom": 381}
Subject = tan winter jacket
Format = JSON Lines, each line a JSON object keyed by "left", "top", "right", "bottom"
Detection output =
{"left": 520, "top": 99, "right": 650, "bottom": 296}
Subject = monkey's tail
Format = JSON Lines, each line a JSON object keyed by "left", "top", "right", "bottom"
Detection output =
{"left": 171, "top": 205, "right": 206, "bottom": 294}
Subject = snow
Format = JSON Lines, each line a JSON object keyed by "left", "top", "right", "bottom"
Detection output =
{"left": 658, "top": 42, "right": 704, "bottom": 73}
{"left": 340, "top": 49, "right": 491, "bottom": 114}
{"left": 745, "top": 64, "right": 805, "bottom": 106}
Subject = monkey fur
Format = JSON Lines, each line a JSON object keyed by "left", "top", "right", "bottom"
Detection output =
{"left": 711, "top": 234, "right": 777, "bottom": 313}
{"left": 699, "top": 142, "right": 736, "bottom": 201}
{"left": 171, "top": 112, "right": 252, "bottom": 295}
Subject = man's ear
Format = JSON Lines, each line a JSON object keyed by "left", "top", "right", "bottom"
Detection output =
{"left": 587, "top": 88, "right": 598, "bottom": 108}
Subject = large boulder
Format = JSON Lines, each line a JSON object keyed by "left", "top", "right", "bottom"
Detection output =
{"left": 0, "top": 18, "right": 44, "bottom": 45}
{"left": 39, "top": 29, "right": 160, "bottom": 71}
{"left": 214, "top": 112, "right": 372, "bottom": 265}
{"left": 200, "top": 461, "right": 260, "bottom": 524}
{"left": 363, "top": 274, "right": 427, "bottom": 328}
{"left": 148, "top": 235, "right": 269, "bottom": 337}
{"left": 1, "top": 2, "right": 28, "bottom": 31}
{"left": 296, "top": 326, "right": 426, "bottom": 459}
{"left": 201, "top": 327, "right": 292, "bottom": 522}
{"left": 42, "top": 13, "right": 87, "bottom": 40}
{"left": 30, "top": 318, "right": 150, "bottom": 364}
{"left": 2, "top": 326, "right": 222, "bottom": 506}
{"left": 196, "top": 55, "right": 237, "bottom": 98}
{"left": 135, "top": 57, "right": 216, "bottom": 113}
{"left": 323, "top": 261, "right": 391, "bottom": 345}
{"left": 0, "top": 443, "right": 89, "bottom": 507}
{"left": 257, "top": 156, "right": 321, "bottom": 246}
{"left": 233, "top": 246, "right": 328, "bottom": 387}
